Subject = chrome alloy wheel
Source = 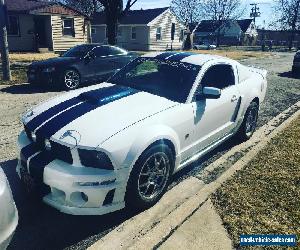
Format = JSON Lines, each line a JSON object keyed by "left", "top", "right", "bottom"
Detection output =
{"left": 138, "top": 152, "right": 170, "bottom": 201}
{"left": 64, "top": 70, "right": 80, "bottom": 89}
{"left": 245, "top": 106, "right": 258, "bottom": 137}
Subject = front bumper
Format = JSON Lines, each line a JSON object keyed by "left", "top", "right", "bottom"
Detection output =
{"left": 27, "top": 69, "right": 59, "bottom": 86}
{"left": 17, "top": 131, "right": 128, "bottom": 215}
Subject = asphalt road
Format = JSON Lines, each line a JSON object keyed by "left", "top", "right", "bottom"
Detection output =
{"left": 1, "top": 52, "right": 300, "bottom": 250}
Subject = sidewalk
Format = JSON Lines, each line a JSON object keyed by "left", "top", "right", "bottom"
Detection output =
{"left": 159, "top": 199, "right": 232, "bottom": 250}
{"left": 89, "top": 102, "right": 300, "bottom": 250}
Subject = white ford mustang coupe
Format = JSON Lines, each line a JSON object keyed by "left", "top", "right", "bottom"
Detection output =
{"left": 16, "top": 52, "right": 267, "bottom": 215}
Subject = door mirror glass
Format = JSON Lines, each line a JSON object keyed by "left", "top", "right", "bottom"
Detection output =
{"left": 203, "top": 86, "right": 221, "bottom": 99}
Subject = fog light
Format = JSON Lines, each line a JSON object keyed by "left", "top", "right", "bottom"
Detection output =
{"left": 45, "top": 139, "right": 51, "bottom": 151}
{"left": 31, "top": 132, "right": 37, "bottom": 142}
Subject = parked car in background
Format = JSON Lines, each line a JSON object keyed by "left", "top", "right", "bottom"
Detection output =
{"left": 17, "top": 52, "right": 267, "bottom": 215}
{"left": 194, "top": 42, "right": 217, "bottom": 50}
{"left": 292, "top": 51, "right": 300, "bottom": 74}
{"left": 27, "top": 44, "right": 138, "bottom": 90}
{"left": 0, "top": 168, "right": 18, "bottom": 249}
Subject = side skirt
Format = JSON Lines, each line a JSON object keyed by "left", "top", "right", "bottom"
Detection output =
{"left": 174, "top": 132, "right": 235, "bottom": 173}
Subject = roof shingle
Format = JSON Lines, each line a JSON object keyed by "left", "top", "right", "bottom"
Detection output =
{"left": 92, "top": 7, "right": 169, "bottom": 25}
{"left": 6, "top": 0, "right": 53, "bottom": 12}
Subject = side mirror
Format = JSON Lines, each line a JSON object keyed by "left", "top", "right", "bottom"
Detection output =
{"left": 203, "top": 87, "right": 221, "bottom": 99}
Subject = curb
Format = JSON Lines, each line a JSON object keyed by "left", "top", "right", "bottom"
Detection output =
{"left": 88, "top": 101, "right": 300, "bottom": 250}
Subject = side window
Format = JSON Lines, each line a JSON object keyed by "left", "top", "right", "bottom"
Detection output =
{"left": 92, "top": 46, "right": 110, "bottom": 57}
{"left": 108, "top": 47, "right": 126, "bottom": 55}
{"left": 62, "top": 18, "right": 75, "bottom": 37}
{"left": 7, "top": 15, "right": 20, "bottom": 36}
{"left": 201, "top": 64, "right": 235, "bottom": 89}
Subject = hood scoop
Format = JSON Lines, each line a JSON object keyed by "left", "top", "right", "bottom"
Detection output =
{"left": 78, "top": 85, "right": 139, "bottom": 105}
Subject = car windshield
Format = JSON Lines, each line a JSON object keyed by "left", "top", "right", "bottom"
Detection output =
{"left": 109, "top": 57, "right": 200, "bottom": 103}
{"left": 62, "top": 45, "right": 93, "bottom": 58}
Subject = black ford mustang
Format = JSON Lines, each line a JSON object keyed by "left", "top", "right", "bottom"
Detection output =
{"left": 27, "top": 44, "right": 138, "bottom": 90}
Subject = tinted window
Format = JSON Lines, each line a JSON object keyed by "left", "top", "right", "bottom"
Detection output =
{"left": 93, "top": 46, "right": 110, "bottom": 57}
{"left": 108, "top": 47, "right": 127, "bottom": 55}
{"left": 201, "top": 64, "right": 235, "bottom": 89}
{"left": 62, "top": 45, "right": 93, "bottom": 58}
{"left": 109, "top": 58, "right": 200, "bottom": 103}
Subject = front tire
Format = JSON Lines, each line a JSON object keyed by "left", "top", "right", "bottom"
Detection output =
{"left": 236, "top": 101, "right": 259, "bottom": 141}
{"left": 63, "top": 69, "right": 80, "bottom": 90}
{"left": 125, "top": 144, "right": 174, "bottom": 210}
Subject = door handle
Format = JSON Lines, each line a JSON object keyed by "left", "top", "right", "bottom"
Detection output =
{"left": 231, "top": 95, "right": 238, "bottom": 102}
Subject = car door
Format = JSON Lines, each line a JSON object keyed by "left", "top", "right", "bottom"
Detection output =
{"left": 189, "top": 63, "right": 241, "bottom": 155}
{"left": 85, "top": 46, "right": 117, "bottom": 81}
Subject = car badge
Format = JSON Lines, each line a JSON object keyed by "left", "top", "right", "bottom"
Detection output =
{"left": 59, "top": 130, "right": 81, "bottom": 146}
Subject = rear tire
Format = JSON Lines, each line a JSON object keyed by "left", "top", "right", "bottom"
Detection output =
{"left": 125, "top": 144, "right": 174, "bottom": 210}
{"left": 236, "top": 101, "right": 259, "bottom": 141}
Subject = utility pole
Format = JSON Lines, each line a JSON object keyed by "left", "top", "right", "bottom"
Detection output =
{"left": 0, "top": 0, "right": 11, "bottom": 81}
{"left": 250, "top": 3, "right": 261, "bottom": 24}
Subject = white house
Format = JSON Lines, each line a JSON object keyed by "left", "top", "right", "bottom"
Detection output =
{"left": 91, "top": 7, "right": 185, "bottom": 51}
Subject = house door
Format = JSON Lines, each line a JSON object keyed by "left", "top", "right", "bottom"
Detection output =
{"left": 34, "top": 17, "right": 47, "bottom": 48}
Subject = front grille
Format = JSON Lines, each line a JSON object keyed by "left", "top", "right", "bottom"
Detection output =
{"left": 50, "top": 141, "right": 73, "bottom": 164}
{"left": 24, "top": 125, "right": 32, "bottom": 141}
{"left": 23, "top": 124, "right": 73, "bottom": 164}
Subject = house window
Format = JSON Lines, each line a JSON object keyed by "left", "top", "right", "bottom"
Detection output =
{"left": 179, "top": 29, "right": 184, "bottom": 41}
{"left": 156, "top": 27, "right": 162, "bottom": 40}
{"left": 131, "top": 26, "right": 137, "bottom": 40}
{"left": 7, "top": 15, "right": 20, "bottom": 36}
{"left": 91, "top": 27, "right": 96, "bottom": 34}
{"left": 117, "top": 27, "right": 122, "bottom": 37}
{"left": 62, "top": 18, "right": 75, "bottom": 37}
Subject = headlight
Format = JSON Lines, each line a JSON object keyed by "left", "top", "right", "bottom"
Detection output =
{"left": 78, "top": 149, "right": 114, "bottom": 170}
{"left": 42, "top": 67, "right": 55, "bottom": 73}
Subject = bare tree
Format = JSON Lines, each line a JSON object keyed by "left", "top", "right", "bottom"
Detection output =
{"left": 202, "top": 0, "right": 244, "bottom": 46}
{"left": 0, "top": 0, "right": 11, "bottom": 80}
{"left": 275, "top": 0, "right": 300, "bottom": 50}
{"left": 64, "top": 0, "right": 103, "bottom": 16}
{"left": 170, "top": 0, "right": 203, "bottom": 23}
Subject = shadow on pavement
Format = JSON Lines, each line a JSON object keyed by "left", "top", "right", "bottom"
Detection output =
{"left": 0, "top": 84, "right": 58, "bottom": 95}
{"left": 1, "top": 159, "right": 138, "bottom": 250}
{"left": 278, "top": 71, "right": 300, "bottom": 79}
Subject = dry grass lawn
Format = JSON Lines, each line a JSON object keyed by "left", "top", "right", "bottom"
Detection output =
{"left": 0, "top": 52, "right": 58, "bottom": 85}
{"left": 9, "top": 52, "right": 58, "bottom": 63}
{"left": 211, "top": 116, "right": 300, "bottom": 249}
{"left": 189, "top": 49, "right": 271, "bottom": 60}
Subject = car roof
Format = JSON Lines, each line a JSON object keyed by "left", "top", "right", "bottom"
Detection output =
{"left": 141, "top": 51, "right": 236, "bottom": 66}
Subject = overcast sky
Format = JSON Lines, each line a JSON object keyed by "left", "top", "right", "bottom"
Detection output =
{"left": 128, "top": 0, "right": 276, "bottom": 29}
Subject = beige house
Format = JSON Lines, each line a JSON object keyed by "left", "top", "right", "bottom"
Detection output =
{"left": 91, "top": 7, "right": 185, "bottom": 51}
{"left": 6, "top": 0, "right": 90, "bottom": 52}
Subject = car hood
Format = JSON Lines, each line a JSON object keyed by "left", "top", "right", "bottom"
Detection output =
{"left": 30, "top": 57, "right": 79, "bottom": 68}
{"left": 22, "top": 83, "right": 179, "bottom": 148}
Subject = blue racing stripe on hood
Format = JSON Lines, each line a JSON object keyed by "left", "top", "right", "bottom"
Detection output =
{"left": 26, "top": 97, "right": 81, "bottom": 131}
{"left": 35, "top": 85, "right": 139, "bottom": 139}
